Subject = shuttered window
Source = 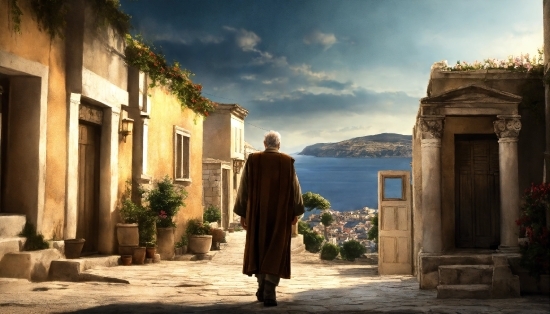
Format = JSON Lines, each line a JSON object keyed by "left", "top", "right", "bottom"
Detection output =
{"left": 174, "top": 126, "right": 190, "bottom": 181}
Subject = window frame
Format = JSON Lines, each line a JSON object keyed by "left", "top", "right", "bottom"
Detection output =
{"left": 173, "top": 126, "right": 191, "bottom": 182}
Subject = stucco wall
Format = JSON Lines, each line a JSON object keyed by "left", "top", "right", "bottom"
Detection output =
{"left": 146, "top": 87, "right": 204, "bottom": 242}
{"left": 0, "top": 0, "right": 67, "bottom": 238}
{"left": 203, "top": 111, "right": 231, "bottom": 160}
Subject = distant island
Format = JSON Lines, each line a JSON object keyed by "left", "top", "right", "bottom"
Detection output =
{"left": 298, "top": 133, "right": 412, "bottom": 158}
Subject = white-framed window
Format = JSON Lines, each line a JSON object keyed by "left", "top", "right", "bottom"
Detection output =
{"left": 174, "top": 126, "right": 191, "bottom": 181}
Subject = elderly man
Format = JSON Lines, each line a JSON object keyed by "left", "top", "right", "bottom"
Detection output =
{"left": 233, "top": 130, "right": 304, "bottom": 307}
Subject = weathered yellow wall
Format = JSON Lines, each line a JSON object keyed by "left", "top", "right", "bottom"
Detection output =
{"left": 0, "top": 0, "right": 68, "bottom": 239}
{"left": 117, "top": 114, "right": 134, "bottom": 219}
{"left": 147, "top": 87, "right": 204, "bottom": 242}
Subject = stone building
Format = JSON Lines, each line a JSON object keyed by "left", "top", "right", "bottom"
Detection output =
{"left": 202, "top": 104, "right": 248, "bottom": 229}
{"left": 410, "top": 69, "right": 545, "bottom": 297}
{"left": 0, "top": 0, "right": 204, "bottom": 256}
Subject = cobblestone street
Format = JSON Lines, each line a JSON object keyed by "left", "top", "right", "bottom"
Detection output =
{"left": 0, "top": 231, "right": 548, "bottom": 313}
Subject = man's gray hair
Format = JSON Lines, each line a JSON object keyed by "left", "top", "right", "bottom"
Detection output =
{"left": 264, "top": 130, "right": 281, "bottom": 148}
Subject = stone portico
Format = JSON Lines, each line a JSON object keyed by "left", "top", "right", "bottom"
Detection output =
{"left": 412, "top": 70, "right": 546, "bottom": 296}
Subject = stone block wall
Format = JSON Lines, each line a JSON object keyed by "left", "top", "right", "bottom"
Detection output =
{"left": 203, "top": 162, "right": 223, "bottom": 209}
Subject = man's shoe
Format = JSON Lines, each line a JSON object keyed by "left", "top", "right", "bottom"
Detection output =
{"left": 263, "top": 281, "right": 277, "bottom": 307}
{"left": 256, "top": 278, "right": 264, "bottom": 302}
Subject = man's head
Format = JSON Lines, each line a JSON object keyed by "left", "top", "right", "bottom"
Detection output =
{"left": 263, "top": 130, "right": 281, "bottom": 149}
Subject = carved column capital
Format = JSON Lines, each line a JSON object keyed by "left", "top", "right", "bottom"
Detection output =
{"left": 493, "top": 115, "right": 521, "bottom": 139}
{"left": 419, "top": 115, "right": 445, "bottom": 140}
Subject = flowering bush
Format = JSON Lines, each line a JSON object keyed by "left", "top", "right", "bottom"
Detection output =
{"left": 125, "top": 35, "right": 216, "bottom": 117}
{"left": 146, "top": 176, "right": 188, "bottom": 228}
{"left": 516, "top": 183, "right": 550, "bottom": 277}
{"left": 434, "top": 49, "right": 544, "bottom": 74}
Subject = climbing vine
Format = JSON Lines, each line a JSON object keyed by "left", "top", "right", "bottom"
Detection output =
{"left": 124, "top": 35, "right": 216, "bottom": 117}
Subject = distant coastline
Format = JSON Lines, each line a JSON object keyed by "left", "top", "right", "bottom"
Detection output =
{"left": 298, "top": 133, "right": 412, "bottom": 158}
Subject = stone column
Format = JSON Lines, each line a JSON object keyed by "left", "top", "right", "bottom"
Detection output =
{"left": 419, "top": 116, "right": 444, "bottom": 253}
{"left": 493, "top": 115, "right": 521, "bottom": 253}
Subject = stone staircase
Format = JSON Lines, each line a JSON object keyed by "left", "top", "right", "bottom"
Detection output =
{"left": 0, "top": 214, "right": 27, "bottom": 262}
{"left": 436, "top": 255, "right": 520, "bottom": 299}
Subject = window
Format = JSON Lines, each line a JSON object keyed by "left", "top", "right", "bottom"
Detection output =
{"left": 174, "top": 126, "right": 190, "bottom": 181}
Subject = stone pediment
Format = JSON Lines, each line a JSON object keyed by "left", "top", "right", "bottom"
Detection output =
{"left": 420, "top": 84, "right": 521, "bottom": 116}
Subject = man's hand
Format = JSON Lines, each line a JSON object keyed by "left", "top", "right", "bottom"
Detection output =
{"left": 241, "top": 219, "right": 247, "bottom": 231}
{"left": 291, "top": 216, "right": 298, "bottom": 225}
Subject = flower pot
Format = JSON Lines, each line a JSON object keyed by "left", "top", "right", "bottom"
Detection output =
{"left": 64, "top": 239, "right": 85, "bottom": 259}
{"left": 156, "top": 227, "right": 175, "bottom": 260}
{"left": 188, "top": 235, "right": 212, "bottom": 254}
{"left": 118, "top": 245, "right": 137, "bottom": 256}
{"left": 211, "top": 228, "right": 226, "bottom": 244}
{"left": 132, "top": 247, "right": 146, "bottom": 265}
{"left": 116, "top": 223, "right": 139, "bottom": 246}
{"left": 120, "top": 255, "right": 132, "bottom": 266}
{"left": 146, "top": 246, "right": 157, "bottom": 258}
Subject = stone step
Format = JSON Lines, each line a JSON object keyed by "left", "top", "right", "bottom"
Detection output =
{"left": 439, "top": 265, "right": 493, "bottom": 285}
{"left": 291, "top": 234, "right": 305, "bottom": 253}
{"left": 48, "top": 255, "right": 121, "bottom": 282}
{"left": 0, "top": 237, "right": 25, "bottom": 261}
{"left": 0, "top": 214, "right": 26, "bottom": 237}
{"left": 437, "top": 284, "right": 492, "bottom": 299}
{"left": 0, "top": 249, "right": 63, "bottom": 281}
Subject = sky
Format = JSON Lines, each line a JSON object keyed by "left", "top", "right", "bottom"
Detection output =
{"left": 119, "top": 0, "right": 543, "bottom": 153}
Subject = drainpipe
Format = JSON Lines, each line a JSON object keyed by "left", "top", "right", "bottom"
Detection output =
{"left": 544, "top": 0, "right": 550, "bottom": 229}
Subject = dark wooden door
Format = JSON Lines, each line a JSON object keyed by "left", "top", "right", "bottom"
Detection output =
{"left": 455, "top": 134, "right": 500, "bottom": 249}
{"left": 77, "top": 123, "right": 100, "bottom": 253}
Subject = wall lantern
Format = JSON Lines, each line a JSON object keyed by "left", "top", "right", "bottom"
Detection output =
{"left": 120, "top": 117, "right": 134, "bottom": 142}
{"left": 233, "top": 158, "right": 245, "bottom": 174}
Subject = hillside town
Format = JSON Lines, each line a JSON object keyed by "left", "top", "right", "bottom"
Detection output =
{"left": 305, "top": 208, "right": 378, "bottom": 253}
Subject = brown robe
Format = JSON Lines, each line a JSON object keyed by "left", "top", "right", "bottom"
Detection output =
{"left": 233, "top": 148, "right": 304, "bottom": 279}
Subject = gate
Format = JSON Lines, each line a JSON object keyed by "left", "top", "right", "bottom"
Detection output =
{"left": 377, "top": 171, "right": 412, "bottom": 275}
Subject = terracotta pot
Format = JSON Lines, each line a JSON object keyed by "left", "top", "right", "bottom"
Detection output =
{"left": 64, "top": 239, "right": 85, "bottom": 259}
{"left": 116, "top": 223, "right": 139, "bottom": 247}
{"left": 132, "top": 247, "right": 146, "bottom": 265}
{"left": 121, "top": 255, "right": 132, "bottom": 266}
{"left": 188, "top": 235, "right": 212, "bottom": 254}
{"left": 146, "top": 247, "right": 157, "bottom": 258}
{"left": 118, "top": 245, "right": 137, "bottom": 256}
{"left": 211, "top": 228, "right": 226, "bottom": 243}
{"left": 156, "top": 227, "right": 175, "bottom": 260}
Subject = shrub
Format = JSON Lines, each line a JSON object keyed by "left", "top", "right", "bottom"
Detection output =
{"left": 340, "top": 240, "right": 367, "bottom": 261}
{"left": 516, "top": 183, "right": 550, "bottom": 277}
{"left": 186, "top": 219, "right": 212, "bottom": 236}
{"left": 320, "top": 242, "right": 339, "bottom": 260}
{"left": 19, "top": 222, "right": 49, "bottom": 251}
{"left": 297, "top": 220, "right": 311, "bottom": 235}
{"left": 147, "top": 176, "right": 188, "bottom": 228}
{"left": 175, "top": 234, "right": 188, "bottom": 248}
{"left": 203, "top": 205, "right": 221, "bottom": 224}
{"left": 367, "top": 214, "right": 378, "bottom": 243}
{"left": 303, "top": 230, "right": 324, "bottom": 253}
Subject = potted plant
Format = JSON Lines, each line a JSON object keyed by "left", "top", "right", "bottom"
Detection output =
{"left": 186, "top": 219, "right": 212, "bottom": 254}
{"left": 146, "top": 176, "right": 188, "bottom": 260}
{"left": 117, "top": 181, "right": 141, "bottom": 255}
{"left": 175, "top": 234, "right": 188, "bottom": 255}
{"left": 204, "top": 205, "right": 224, "bottom": 249}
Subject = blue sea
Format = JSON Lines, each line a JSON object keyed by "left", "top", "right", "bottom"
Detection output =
{"left": 292, "top": 155, "right": 412, "bottom": 216}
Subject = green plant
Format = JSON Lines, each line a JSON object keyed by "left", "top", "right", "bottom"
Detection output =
{"left": 321, "top": 211, "right": 334, "bottom": 240}
{"left": 119, "top": 180, "right": 142, "bottom": 224}
{"left": 297, "top": 220, "right": 311, "bottom": 235}
{"left": 146, "top": 176, "right": 187, "bottom": 228}
{"left": 302, "top": 192, "right": 331, "bottom": 212}
{"left": 186, "top": 219, "right": 212, "bottom": 236}
{"left": 124, "top": 35, "right": 216, "bottom": 117}
{"left": 516, "top": 183, "right": 550, "bottom": 277}
{"left": 320, "top": 242, "right": 339, "bottom": 261}
{"left": 175, "top": 234, "right": 188, "bottom": 248}
{"left": 303, "top": 230, "right": 324, "bottom": 253}
{"left": 340, "top": 240, "right": 367, "bottom": 261}
{"left": 138, "top": 210, "right": 157, "bottom": 247}
{"left": 367, "top": 214, "right": 378, "bottom": 243}
{"left": 19, "top": 222, "right": 49, "bottom": 251}
{"left": 203, "top": 205, "right": 221, "bottom": 224}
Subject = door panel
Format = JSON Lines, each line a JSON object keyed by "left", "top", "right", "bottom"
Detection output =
{"left": 78, "top": 123, "right": 100, "bottom": 253}
{"left": 455, "top": 135, "right": 500, "bottom": 249}
{"left": 378, "top": 171, "right": 412, "bottom": 275}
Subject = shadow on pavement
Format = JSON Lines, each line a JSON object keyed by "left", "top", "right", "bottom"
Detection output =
{"left": 59, "top": 302, "right": 265, "bottom": 314}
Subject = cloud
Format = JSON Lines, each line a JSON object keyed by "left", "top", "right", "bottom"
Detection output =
{"left": 223, "top": 26, "right": 261, "bottom": 51}
{"left": 304, "top": 31, "right": 337, "bottom": 50}
{"left": 290, "top": 64, "right": 331, "bottom": 80}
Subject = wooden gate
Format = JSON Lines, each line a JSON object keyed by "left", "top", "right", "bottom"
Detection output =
{"left": 455, "top": 134, "right": 500, "bottom": 249}
{"left": 378, "top": 171, "right": 412, "bottom": 275}
{"left": 77, "top": 122, "right": 100, "bottom": 253}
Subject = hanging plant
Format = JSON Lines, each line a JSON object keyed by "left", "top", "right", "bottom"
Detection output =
{"left": 8, "top": 0, "right": 23, "bottom": 34}
{"left": 125, "top": 35, "right": 216, "bottom": 117}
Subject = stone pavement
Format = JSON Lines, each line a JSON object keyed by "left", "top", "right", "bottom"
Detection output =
{"left": 0, "top": 231, "right": 548, "bottom": 314}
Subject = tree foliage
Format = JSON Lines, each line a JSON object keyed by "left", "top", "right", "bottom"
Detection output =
{"left": 302, "top": 191, "right": 330, "bottom": 212}
{"left": 303, "top": 230, "right": 324, "bottom": 253}
{"left": 367, "top": 213, "right": 378, "bottom": 243}
{"left": 320, "top": 243, "right": 339, "bottom": 260}
{"left": 340, "top": 240, "right": 366, "bottom": 261}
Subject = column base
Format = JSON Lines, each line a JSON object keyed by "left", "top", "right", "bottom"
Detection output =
{"left": 497, "top": 245, "right": 519, "bottom": 253}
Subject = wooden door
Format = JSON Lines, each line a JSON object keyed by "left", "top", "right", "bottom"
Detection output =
{"left": 378, "top": 171, "right": 412, "bottom": 275}
{"left": 77, "top": 123, "right": 100, "bottom": 253}
{"left": 455, "top": 135, "right": 500, "bottom": 249}
{"left": 222, "top": 168, "right": 230, "bottom": 229}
